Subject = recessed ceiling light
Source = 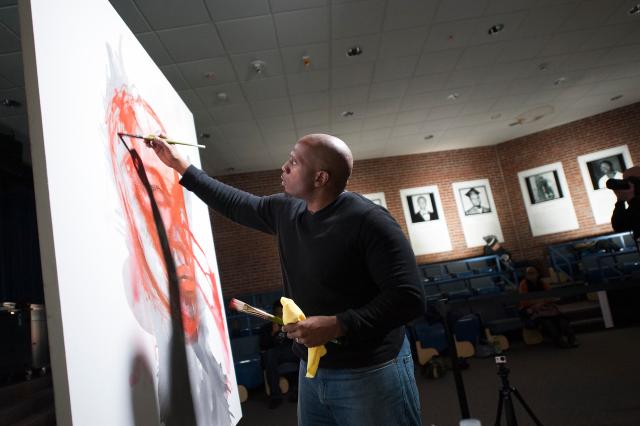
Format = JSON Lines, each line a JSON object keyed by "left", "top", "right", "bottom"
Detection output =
{"left": 216, "top": 92, "right": 228, "bottom": 101}
{"left": 491, "top": 113, "right": 502, "bottom": 120}
{"left": 424, "top": 134, "right": 434, "bottom": 140}
{"left": 447, "top": 92, "right": 459, "bottom": 101}
{"left": 204, "top": 72, "right": 216, "bottom": 80}
{"left": 346, "top": 45, "right": 363, "bottom": 57}
{"left": 488, "top": 24, "right": 504, "bottom": 35}
{"left": 611, "top": 94, "right": 624, "bottom": 101}
{"left": 553, "top": 76, "right": 568, "bottom": 86}
{"left": 629, "top": 4, "right": 640, "bottom": 15}
{"left": 341, "top": 111, "right": 355, "bottom": 117}
{"left": 1, "top": 98, "right": 21, "bottom": 108}
{"left": 538, "top": 62, "right": 549, "bottom": 71}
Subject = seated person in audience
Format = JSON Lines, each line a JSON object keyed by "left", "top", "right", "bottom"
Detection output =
{"left": 611, "top": 166, "right": 640, "bottom": 240}
{"left": 259, "top": 300, "right": 299, "bottom": 408}
{"left": 519, "top": 267, "right": 577, "bottom": 348}
{"left": 483, "top": 235, "right": 516, "bottom": 270}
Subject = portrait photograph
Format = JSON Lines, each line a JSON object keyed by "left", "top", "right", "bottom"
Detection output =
{"left": 586, "top": 154, "right": 627, "bottom": 190}
{"left": 525, "top": 170, "right": 563, "bottom": 204}
{"left": 458, "top": 185, "right": 492, "bottom": 216}
{"left": 407, "top": 193, "right": 439, "bottom": 223}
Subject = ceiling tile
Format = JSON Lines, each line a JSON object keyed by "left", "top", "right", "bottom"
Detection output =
{"left": 391, "top": 123, "right": 422, "bottom": 137}
{"left": 134, "top": 0, "right": 210, "bottom": 30}
{"left": 559, "top": 0, "right": 620, "bottom": 32}
{"left": 0, "top": 52, "right": 22, "bottom": 86}
{"left": 538, "top": 29, "right": 593, "bottom": 57}
{"left": 434, "top": 0, "right": 488, "bottom": 23}
{"left": 270, "top": 0, "right": 327, "bottom": 13}
{"left": 426, "top": 103, "right": 463, "bottom": 120}
{"left": 456, "top": 42, "right": 507, "bottom": 70}
{"left": 331, "top": 119, "right": 363, "bottom": 134}
{"left": 204, "top": 0, "right": 270, "bottom": 21}
{"left": 0, "top": 24, "right": 19, "bottom": 53}
{"left": 194, "top": 83, "right": 246, "bottom": 107}
{"left": 209, "top": 103, "right": 255, "bottom": 124}
{"left": 156, "top": 24, "right": 225, "bottom": 62}
{"left": 395, "top": 108, "right": 429, "bottom": 125}
{"left": 379, "top": 27, "right": 428, "bottom": 58}
{"left": 497, "top": 36, "right": 551, "bottom": 63}
{"left": 262, "top": 129, "right": 297, "bottom": 146}
{"left": 281, "top": 43, "right": 330, "bottom": 73}
{"left": 108, "top": 0, "right": 151, "bottom": 33}
{"left": 250, "top": 97, "right": 292, "bottom": 117}
{"left": 135, "top": 32, "right": 173, "bottom": 66}
{"left": 230, "top": 50, "right": 284, "bottom": 80}
{"left": 177, "top": 57, "right": 237, "bottom": 87}
{"left": 424, "top": 19, "right": 477, "bottom": 51}
{"left": 216, "top": 15, "right": 278, "bottom": 53}
{"left": 242, "top": 75, "right": 289, "bottom": 100}
{"left": 192, "top": 110, "right": 216, "bottom": 127}
{"left": 331, "top": 85, "right": 369, "bottom": 106}
{"left": 516, "top": 3, "right": 574, "bottom": 37}
{"left": 579, "top": 22, "right": 636, "bottom": 51}
{"left": 331, "top": 35, "right": 380, "bottom": 67}
{"left": 369, "top": 79, "right": 409, "bottom": 100}
{"left": 605, "top": 0, "right": 640, "bottom": 24}
{"left": 415, "top": 49, "right": 463, "bottom": 76}
{"left": 484, "top": 0, "right": 534, "bottom": 15}
{"left": 290, "top": 91, "right": 330, "bottom": 112}
{"left": 274, "top": 7, "right": 329, "bottom": 46}
{"left": 0, "top": 5, "right": 19, "bottom": 34}
{"left": 373, "top": 56, "right": 418, "bottom": 82}
{"left": 331, "top": 63, "right": 374, "bottom": 88}
{"left": 469, "top": 11, "right": 528, "bottom": 46}
{"left": 383, "top": 0, "right": 438, "bottom": 31}
{"left": 159, "top": 64, "right": 190, "bottom": 90}
{"left": 257, "top": 115, "right": 295, "bottom": 132}
{"left": 219, "top": 121, "right": 262, "bottom": 139}
{"left": 446, "top": 68, "right": 488, "bottom": 88}
{"left": 177, "top": 89, "right": 206, "bottom": 110}
{"left": 365, "top": 98, "right": 402, "bottom": 116}
{"left": 406, "top": 73, "right": 448, "bottom": 93}
{"left": 362, "top": 113, "right": 396, "bottom": 130}
{"left": 294, "top": 109, "right": 329, "bottom": 127}
{"left": 360, "top": 126, "right": 392, "bottom": 142}
{"left": 286, "top": 70, "right": 330, "bottom": 94}
{"left": 331, "top": 0, "right": 386, "bottom": 39}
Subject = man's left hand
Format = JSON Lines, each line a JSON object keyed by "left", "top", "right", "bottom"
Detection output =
{"left": 283, "top": 316, "right": 344, "bottom": 347}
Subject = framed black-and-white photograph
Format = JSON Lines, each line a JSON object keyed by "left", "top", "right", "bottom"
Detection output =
{"left": 524, "top": 171, "right": 563, "bottom": 204}
{"left": 578, "top": 145, "right": 633, "bottom": 224}
{"left": 586, "top": 154, "right": 626, "bottom": 190}
{"left": 452, "top": 179, "right": 503, "bottom": 248}
{"left": 407, "top": 193, "right": 439, "bottom": 223}
{"left": 458, "top": 185, "right": 492, "bottom": 216}
{"left": 363, "top": 192, "right": 388, "bottom": 208}
{"left": 518, "top": 162, "right": 578, "bottom": 236}
{"left": 400, "top": 185, "right": 452, "bottom": 255}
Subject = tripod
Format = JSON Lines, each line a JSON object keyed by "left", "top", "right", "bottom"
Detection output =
{"left": 494, "top": 356, "right": 543, "bottom": 426}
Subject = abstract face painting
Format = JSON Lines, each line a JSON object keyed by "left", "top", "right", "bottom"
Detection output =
{"left": 105, "top": 51, "right": 236, "bottom": 425}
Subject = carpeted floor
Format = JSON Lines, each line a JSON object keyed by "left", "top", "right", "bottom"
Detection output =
{"left": 237, "top": 326, "right": 640, "bottom": 426}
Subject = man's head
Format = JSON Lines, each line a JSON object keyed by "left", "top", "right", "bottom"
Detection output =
{"left": 417, "top": 196, "right": 427, "bottom": 211}
{"left": 280, "top": 133, "right": 353, "bottom": 200}
{"left": 465, "top": 188, "right": 481, "bottom": 207}
{"left": 525, "top": 266, "right": 540, "bottom": 282}
{"left": 600, "top": 160, "right": 613, "bottom": 174}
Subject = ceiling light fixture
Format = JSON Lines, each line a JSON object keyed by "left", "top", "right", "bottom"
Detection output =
{"left": 204, "top": 72, "right": 216, "bottom": 80}
{"left": 216, "top": 92, "right": 228, "bottom": 102}
{"left": 346, "top": 45, "right": 363, "bottom": 57}
{"left": 251, "top": 60, "right": 267, "bottom": 75}
{"left": 341, "top": 111, "right": 355, "bottom": 117}
{"left": 553, "top": 76, "right": 568, "bottom": 86}
{"left": 610, "top": 94, "right": 624, "bottom": 101}
{"left": 424, "top": 134, "right": 434, "bottom": 140}
{"left": 488, "top": 23, "right": 505, "bottom": 35}
{"left": 447, "top": 92, "right": 459, "bottom": 101}
{"left": 629, "top": 4, "right": 640, "bottom": 15}
{"left": 538, "top": 62, "right": 549, "bottom": 71}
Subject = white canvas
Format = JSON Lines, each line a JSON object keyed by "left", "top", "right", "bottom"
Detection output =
{"left": 362, "top": 192, "right": 388, "bottom": 208}
{"left": 518, "top": 162, "right": 579, "bottom": 237}
{"left": 400, "top": 186, "right": 452, "bottom": 255}
{"left": 577, "top": 145, "right": 633, "bottom": 225}
{"left": 20, "top": 0, "right": 241, "bottom": 424}
{"left": 452, "top": 179, "right": 504, "bottom": 248}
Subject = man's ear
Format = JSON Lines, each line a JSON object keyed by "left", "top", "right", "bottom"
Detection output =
{"left": 314, "top": 170, "right": 330, "bottom": 187}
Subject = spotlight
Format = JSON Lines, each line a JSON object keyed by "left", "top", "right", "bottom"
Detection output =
{"left": 488, "top": 24, "right": 504, "bottom": 35}
{"left": 341, "top": 111, "right": 355, "bottom": 117}
{"left": 629, "top": 4, "right": 640, "bottom": 15}
{"left": 346, "top": 46, "right": 363, "bottom": 57}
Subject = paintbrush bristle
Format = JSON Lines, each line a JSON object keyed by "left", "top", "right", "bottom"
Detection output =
{"left": 229, "top": 298, "right": 246, "bottom": 312}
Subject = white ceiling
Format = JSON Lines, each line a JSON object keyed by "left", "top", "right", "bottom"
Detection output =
{"left": 1, "top": 0, "right": 640, "bottom": 174}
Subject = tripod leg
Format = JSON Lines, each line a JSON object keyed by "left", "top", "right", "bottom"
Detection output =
{"left": 494, "top": 390, "right": 503, "bottom": 426}
{"left": 511, "top": 387, "right": 543, "bottom": 426}
{"left": 504, "top": 393, "right": 518, "bottom": 426}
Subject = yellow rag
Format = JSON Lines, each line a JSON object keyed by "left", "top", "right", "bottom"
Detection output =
{"left": 280, "top": 297, "right": 327, "bottom": 378}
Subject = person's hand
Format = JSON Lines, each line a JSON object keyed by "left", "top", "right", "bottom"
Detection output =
{"left": 145, "top": 134, "right": 191, "bottom": 174}
{"left": 614, "top": 183, "right": 635, "bottom": 202}
{"left": 283, "top": 316, "right": 344, "bottom": 347}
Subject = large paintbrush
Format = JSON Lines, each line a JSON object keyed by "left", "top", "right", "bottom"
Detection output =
{"left": 118, "top": 132, "right": 206, "bottom": 149}
{"left": 229, "top": 298, "right": 284, "bottom": 325}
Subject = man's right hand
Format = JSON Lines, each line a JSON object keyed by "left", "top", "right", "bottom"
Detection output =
{"left": 145, "top": 135, "right": 191, "bottom": 175}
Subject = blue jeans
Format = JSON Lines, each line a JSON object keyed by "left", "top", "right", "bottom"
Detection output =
{"left": 297, "top": 337, "right": 421, "bottom": 426}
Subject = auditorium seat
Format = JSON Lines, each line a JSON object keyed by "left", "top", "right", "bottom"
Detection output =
{"left": 469, "top": 276, "right": 501, "bottom": 295}
{"left": 231, "top": 335, "right": 264, "bottom": 397}
{"left": 438, "top": 280, "right": 473, "bottom": 300}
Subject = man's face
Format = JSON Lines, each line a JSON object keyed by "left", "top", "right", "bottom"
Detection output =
{"left": 417, "top": 197, "right": 427, "bottom": 210}
{"left": 281, "top": 140, "right": 316, "bottom": 199}
{"left": 470, "top": 192, "right": 481, "bottom": 207}
{"left": 600, "top": 162, "right": 611, "bottom": 174}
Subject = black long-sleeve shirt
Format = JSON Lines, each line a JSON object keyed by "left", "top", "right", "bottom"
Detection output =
{"left": 611, "top": 198, "right": 640, "bottom": 239}
{"left": 180, "top": 165, "right": 424, "bottom": 369}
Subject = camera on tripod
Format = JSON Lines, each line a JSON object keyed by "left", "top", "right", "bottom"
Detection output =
{"left": 606, "top": 176, "right": 640, "bottom": 195}
{"left": 495, "top": 355, "right": 506, "bottom": 364}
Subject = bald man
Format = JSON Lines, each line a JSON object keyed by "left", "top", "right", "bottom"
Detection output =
{"left": 611, "top": 166, "right": 640, "bottom": 240}
{"left": 147, "top": 134, "right": 423, "bottom": 425}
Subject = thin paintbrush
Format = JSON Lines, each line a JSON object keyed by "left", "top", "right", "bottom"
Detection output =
{"left": 118, "top": 132, "right": 206, "bottom": 149}
{"left": 229, "top": 298, "right": 284, "bottom": 325}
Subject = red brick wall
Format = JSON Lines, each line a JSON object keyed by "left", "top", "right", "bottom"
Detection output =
{"left": 212, "top": 103, "right": 640, "bottom": 297}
